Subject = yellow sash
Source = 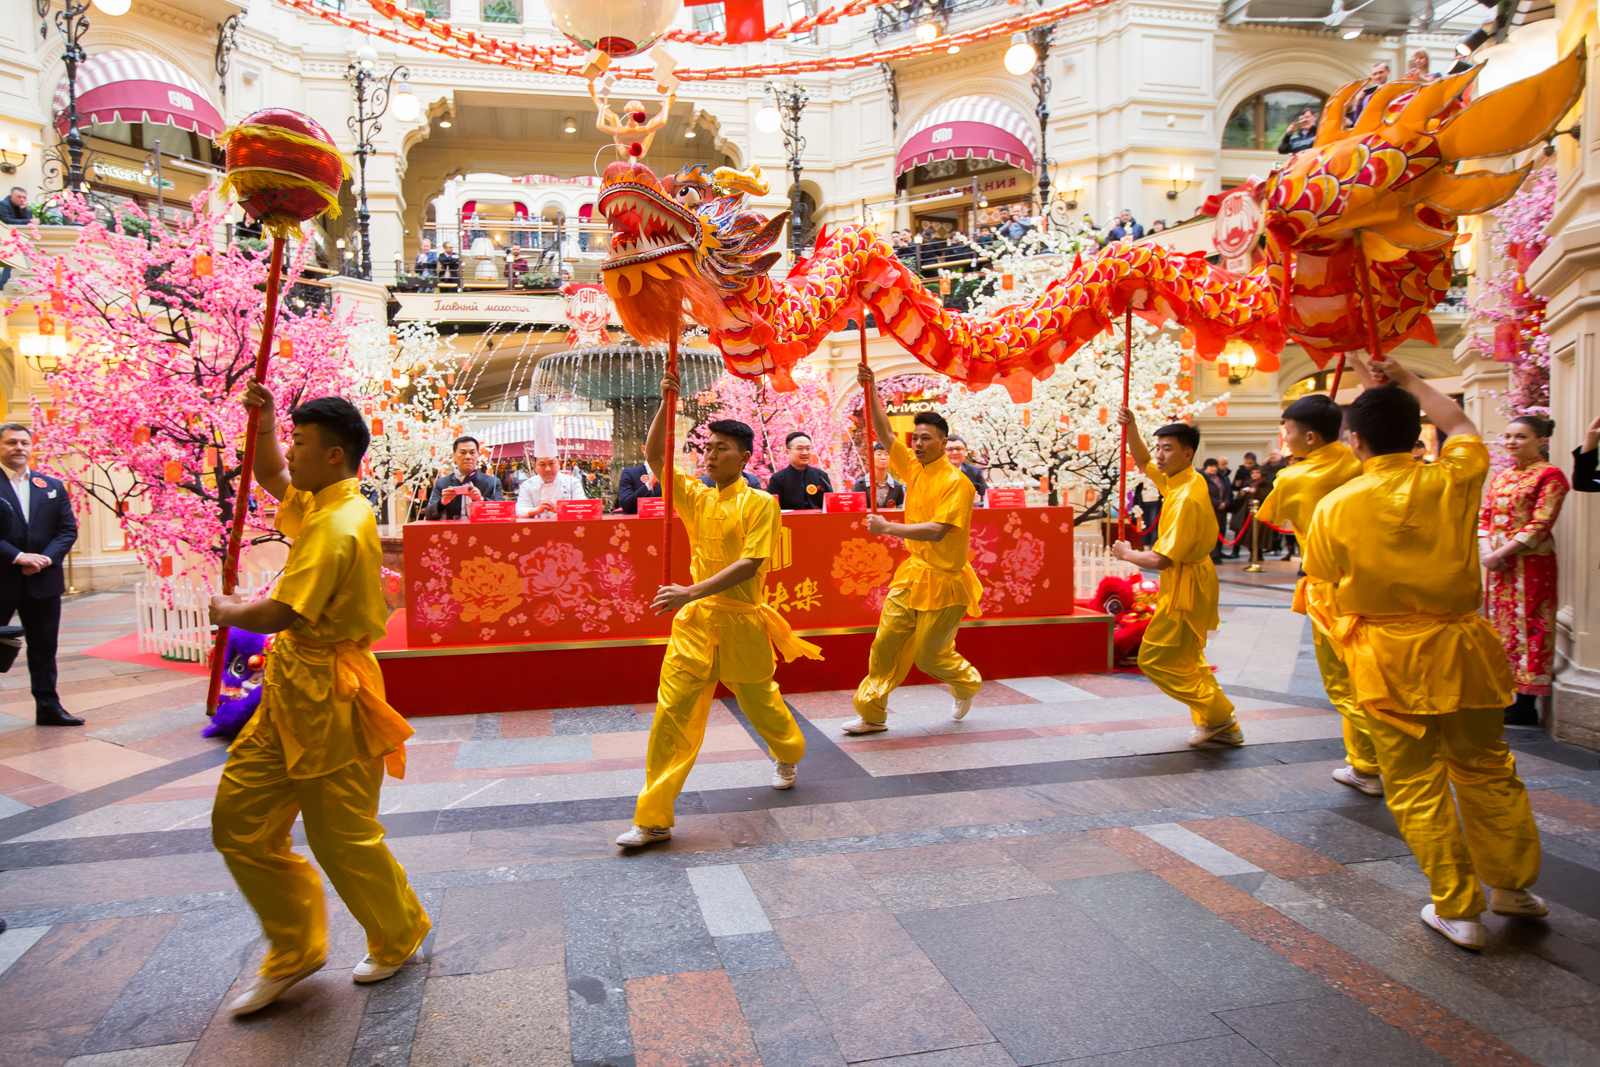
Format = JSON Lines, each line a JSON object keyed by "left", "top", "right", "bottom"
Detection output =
{"left": 701, "top": 595, "right": 824, "bottom": 663}
{"left": 279, "top": 631, "right": 414, "bottom": 779}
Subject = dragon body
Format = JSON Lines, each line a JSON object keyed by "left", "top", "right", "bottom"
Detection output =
{"left": 599, "top": 54, "right": 1583, "bottom": 396}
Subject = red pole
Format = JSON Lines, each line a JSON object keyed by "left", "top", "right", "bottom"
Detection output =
{"left": 1352, "top": 236, "right": 1387, "bottom": 367}
{"left": 1328, "top": 351, "right": 1347, "bottom": 398}
{"left": 1119, "top": 305, "right": 1132, "bottom": 543}
{"left": 859, "top": 317, "right": 877, "bottom": 512}
{"left": 661, "top": 332, "right": 679, "bottom": 585}
{"left": 206, "top": 235, "right": 287, "bottom": 715}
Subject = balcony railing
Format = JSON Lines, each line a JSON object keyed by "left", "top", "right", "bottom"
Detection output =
{"left": 872, "top": 0, "right": 1008, "bottom": 42}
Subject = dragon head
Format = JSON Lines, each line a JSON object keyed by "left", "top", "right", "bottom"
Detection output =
{"left": 599, "top": 161, "right": 786, "bottom": 345}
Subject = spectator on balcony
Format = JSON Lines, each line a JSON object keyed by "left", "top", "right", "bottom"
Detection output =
{"left": 1278, "top": 107, "right": 1320, "bottom": 154}
{"left": 1107, "top": 209, "right": 1144, "bottom": 242}
{"left": 1344, "top": 62, "right": 1390, "bottom": 128}
{"left": 975, "top": 225, "right": 996, "bottom": 249}
{"left": 437, "top": 242, "right": 460, "bottom": 292}
{"left": 1405, "top": 49, "right": 1438, "bottom": 83}
{"left": 999, "top": 204, "right": 1032, "bottom": 241}
{"left": 1149, "top": 219, "right": 1168, "bottom": 234}
{"left": 412, "top": 239, "right": 438, "bottom": 291}
{"left": 0, "top": 188, "right": 29, "bottom": 289}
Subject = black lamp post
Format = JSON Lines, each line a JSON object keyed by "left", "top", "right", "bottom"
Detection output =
{"left": 36, "top": 0, "right": 98, "bottom": 197}
{"left": 763, "top": 81, "right": 810, "bottom": 256}
{"left": 344, "top": 45, "right": 414, "bottom": 280}
{"left": 1028, "top": 23, "right": 1053, "bottom": 220}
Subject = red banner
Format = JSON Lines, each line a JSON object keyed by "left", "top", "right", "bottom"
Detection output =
{"left": 403, "top": 507, "right": 1079, "bottom": 647}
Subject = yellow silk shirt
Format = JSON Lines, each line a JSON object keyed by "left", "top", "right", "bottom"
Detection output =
{"left": 666, "top": 467, "right": 820, "bottom": 685}
{"left": 1258, "top": 441, "right": 1362, "bottom": 635}
{"left": 887, "top": 438, "right": 983, "bottom": 616}
{"left": 234, "top": 479, "right": 412, "bottom": 780}
{"left": 1145, "top": 462, "right": 1220, "bottom": 640}
{"left": 1303, "top": 435, "right": 1512, "bottom": 716}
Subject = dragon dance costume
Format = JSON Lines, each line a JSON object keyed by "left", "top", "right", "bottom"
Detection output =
{"left": 1304, "top": 437, "right": 1536, "bottom": 920}
{"left": 1136, "top": 463, "right": 1235, "bottom": 732}
{"left": 1258, "top": 441, "right": 1371, "bottom": 774}
{"left": 634, "top": 468, "right": 820, "bottom": 828}
{"left": 1479, "top": 459, "right": 1570, "bottom": 696}
{"left": 853, "top": 439, "right": 983, "bottom": 724}
{"left": 212, "top": 480, "right": 429, "bottom": 979}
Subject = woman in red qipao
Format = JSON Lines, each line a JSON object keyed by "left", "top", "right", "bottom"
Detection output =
{"left": 1479, "top": 415, "right": 1569, "bottom": 726}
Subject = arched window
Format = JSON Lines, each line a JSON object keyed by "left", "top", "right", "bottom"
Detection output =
{"left": 1223, "top": 87, "right": 1327, "bottom": 150}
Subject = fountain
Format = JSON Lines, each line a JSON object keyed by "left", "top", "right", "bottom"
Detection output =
{"left": 524, "top": 343, "right": 725, "bottom": 485}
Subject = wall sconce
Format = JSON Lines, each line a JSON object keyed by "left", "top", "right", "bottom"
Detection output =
{"left": 0, "top": 137, "right": 30, "bottom": 175}
{"left": 1221, "top": 338, "right": 1256, "bottom": 385}
{"left": 19, "top": 332, "right": 67, "bottom": 373}
{"left": 1167, "top": 165, "right": 1194, "bottom": 200}
{"left": 1061, "top": 173, "right": 1083, "bottom": 209}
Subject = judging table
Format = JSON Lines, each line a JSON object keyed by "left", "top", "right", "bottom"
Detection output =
{"left": 375, "top": 507, "right": 1112, "bottom": 716}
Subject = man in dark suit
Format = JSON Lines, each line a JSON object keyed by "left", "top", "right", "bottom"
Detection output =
{"left": 0, "top": 423, "right": 80, "bottom": 725}
{"left": 1200, "top": 458, "right": 1231, "bottom": 564}
{"left": 852, "top": 443, "right": 905, "bottom": 508}
{"left": 765, "top": 432, "right": 832, "bottom": 510}
{"left": 944, "top": 436, "right": 987, "bottom": 506}
{"left": 615, "top": 462, "right": 663, "bottom": 513}
{"left": 424, "top": 436, "right": 503, "bottom": 519}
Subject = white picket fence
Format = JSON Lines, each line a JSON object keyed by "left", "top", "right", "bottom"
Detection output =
{"left": 135, "top": 570, "right": 276, "bottom": 664}
{"left": 1073, "top": 542, "right": 1140, "bottom": 601}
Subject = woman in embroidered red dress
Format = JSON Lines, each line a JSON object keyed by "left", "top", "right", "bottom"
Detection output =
{"left": 1479, "top": 415, "right": 1570, "bottom": 726}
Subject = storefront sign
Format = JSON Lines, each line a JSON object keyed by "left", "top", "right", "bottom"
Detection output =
{"left": 563, "top": 283, "right": 614, "bottom": 347}
{"left": 91, "top": 160, "right": 174, "bottom": 191}
{"left": 392, "top": 292, "right": 623, "bottom": 326}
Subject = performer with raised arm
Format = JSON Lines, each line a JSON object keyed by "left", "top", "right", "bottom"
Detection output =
{"left": 843, "top": 364, "right": 983, "bottom": 735}
{"left": 209, "top": 383, "right": 428, "bottom": 1015}
{"left": 1111, "top": 408, "right": 1242, "bottom": 747}
{"left": 1256, "top": 393, "right": 1374, "bottom": 792}
{"left": 1303, "top": 356, "right": 1543, "bottom": 951}
{"left": 616, "top": 369, "right": 821, "bottom": 848}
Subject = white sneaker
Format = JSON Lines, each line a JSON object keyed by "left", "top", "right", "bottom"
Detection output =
{"left": 1187, "top": 720, "right": 1245, "bottom": 748}
{"left": 615, "top": 825, "right": 672, "bottom": 847}
{"left": 228, "top": 960, "right": 325, "bottom": 1015}
{"left": 1490, "top": 888, "right": 1550, "bottom": 918}
{"left": 1421, "top": 904, "right": 1486, "bottom": 950}
{"left": 771, "top": 761, "right": 797, "bottom": 789}
{"left": 1332, "top": 765, "right": 1384, "bottom": 796}
{"left": 352, "top": 954, "right": 407, "bottom": 984}
{"left": 841, "top": 717, "right": 888, "bottom": 735}
{"left": 951, "top": 696, "right": 974, "bottom": 721}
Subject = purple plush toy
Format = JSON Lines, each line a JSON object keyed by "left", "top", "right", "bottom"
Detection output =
{"left": 201, "top": 629, "right": 272, "bottom": 740}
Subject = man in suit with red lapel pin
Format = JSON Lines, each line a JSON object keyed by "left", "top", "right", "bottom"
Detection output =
{"left": 0, "top": 423, "right": 80, "bottom": 726}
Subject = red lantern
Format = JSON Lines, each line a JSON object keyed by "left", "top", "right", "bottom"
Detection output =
{"left": 160, "top": 555, "right": 174, "bottom": 577}
{"left": 278, "top": 339, "right": 294, "bottom": 359}
{"left": 1001, "top": 274, "right": 1014, "bottom": 291}
{"left": 1216, "top": 400, "right": 1230, "bottom": 417}
{"left": 1098, "top": 406, "right": 1108, "bottom": 425}
{"left": 193, "top": 254, "right": 213, "bottom": 277}
{"left": 217, "top": 109, "right": 351, "bottom": 238}
{"left": 1077, "top": 433, "right": 1091, "bottom": 451}
{"left": 372, "top": 417, "right": 384, "bottom": 435}
{"left": 164, "top": 461, "right": 183, "bottom": 482}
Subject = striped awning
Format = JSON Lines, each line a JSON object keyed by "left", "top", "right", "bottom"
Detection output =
{"left": 896, "top": 96, "right": 1038, "bottom": 178}
{"left": 53, "top": 50, "right": 223, "bottom": 139}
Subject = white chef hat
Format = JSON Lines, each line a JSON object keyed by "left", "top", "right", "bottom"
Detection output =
{"left": 532, "top": 414, "right": 558, "bottom": 461}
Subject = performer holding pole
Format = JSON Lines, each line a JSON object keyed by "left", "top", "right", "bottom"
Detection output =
{"left": 1303, "top": 355, "right": 1542, "bottom": 951}
{"left": 617, "top": 369, "right": 822, "bottom": 848}
{"left": 843, "top": 364, "right": 983, "bottom": 734}
{"left": 1257, "top": 393, "right": 1372, "bottom": 791}
{"left": 209, "top": 384, "right": 427, "bottom": 1013}
{"left": 1112, "top": 408, "right": 1242, "bottom": 747}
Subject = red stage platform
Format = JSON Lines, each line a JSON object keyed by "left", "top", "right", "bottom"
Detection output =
{"left": 376, "top": 507, "right": 1112, "bottom": 716}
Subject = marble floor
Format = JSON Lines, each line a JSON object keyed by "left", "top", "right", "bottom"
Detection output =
{"left": 1, "top": 562, "right": 1597, "bottom": 1067}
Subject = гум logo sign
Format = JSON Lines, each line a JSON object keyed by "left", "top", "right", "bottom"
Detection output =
{"left": 930, "top": 126, "right": 954, "bottom": 144}
{"left": 167, "top": 89, "right": 194, "bottom": 111}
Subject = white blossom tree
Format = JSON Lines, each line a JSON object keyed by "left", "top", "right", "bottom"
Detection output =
{"left": 347, "top": 321, "right": 470, "bottom": 520}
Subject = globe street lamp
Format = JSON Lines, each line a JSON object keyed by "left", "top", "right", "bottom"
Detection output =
{"left": 344, "top": 45, "right": 417, "bottom": 280}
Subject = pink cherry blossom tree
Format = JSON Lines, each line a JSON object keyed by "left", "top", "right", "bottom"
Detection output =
{"left": 0, "top": 194, "right": 358, "bottom": 581}
{"left": 1466, "top": 165, "right": 1556, "bottom": 419}
{"left": 688, "top": 361, "right": 854, "bottom": 482}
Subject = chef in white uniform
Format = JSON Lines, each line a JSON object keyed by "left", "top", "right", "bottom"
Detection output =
{"left": 516, "top": 417, "right": 585, "bottom": 518}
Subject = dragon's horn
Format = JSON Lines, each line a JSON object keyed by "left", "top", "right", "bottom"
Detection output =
{"left": 713, "top": 163, "right": 769, "bottom": 198}
{"left": 1435, "top": 49, "right": 1586, "bottom": 161}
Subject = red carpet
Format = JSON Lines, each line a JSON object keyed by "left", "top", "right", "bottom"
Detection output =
{"left": 79, "top": 632, "right": 212, "bottom": 677}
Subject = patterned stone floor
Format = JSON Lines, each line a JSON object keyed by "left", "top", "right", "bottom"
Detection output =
{"left": 1, "top": 561, "right": 1599, "bottom": 1067}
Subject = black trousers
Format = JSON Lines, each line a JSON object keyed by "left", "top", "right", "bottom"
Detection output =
{"left": 0, "top": 592, "right": 61, "bottom": 709}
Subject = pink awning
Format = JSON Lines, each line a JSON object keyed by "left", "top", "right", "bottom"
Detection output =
{"left": 895, "top": 96, "right": 1038, "bottom": 178}
{"left": 54, "top": 50, "right": 223, "bottom": 139}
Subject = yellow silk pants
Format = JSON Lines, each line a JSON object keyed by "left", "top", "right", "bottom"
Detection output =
{"left": 635, "top": 654, "right": 806, "bottom": 829}
{"left": 854, "top": 589, "right": 982, "bottom": 723}
{"left": 1361, "top": 706, "right": 1540, "bottom": 919}
{"left": 1313, "top": 626, "right": 1379, "bottom": 776}
{"left": 1138, "top": 613, "right": 1235, "bottom": 729}
{"left": 212, "top": 725, "right": 431, "bottom": 978}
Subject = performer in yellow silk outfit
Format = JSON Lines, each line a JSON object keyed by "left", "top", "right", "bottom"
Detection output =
{"left": 617, "top": 371, "right": 821, "bottom": 848}
{"left": 209, "top": 385, "right": 427, "bottom": 1015}
{"left": 844, "top": 365, "right": 983, "bottom": 734}
{"left": 1112, "top": 409, "right": 1241, "bottom": 747}
{"left": 1303, "top": 356, "right": 1545, "bottom": 951}
{"left": 1257, "top": 393, "right": 1376, "bottom": 794}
